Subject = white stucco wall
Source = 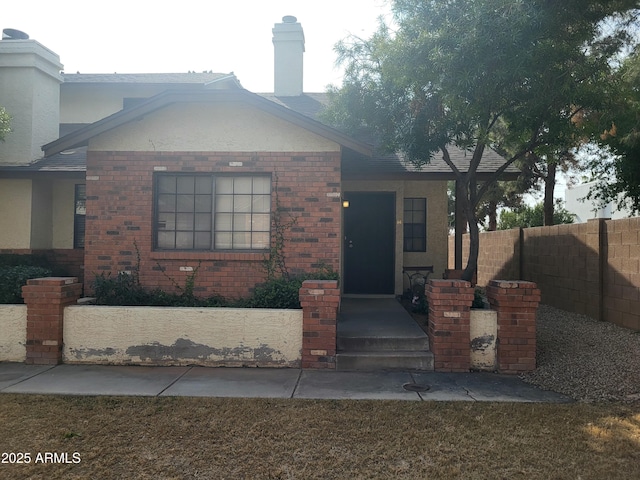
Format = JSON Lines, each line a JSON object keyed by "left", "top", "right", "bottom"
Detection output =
{"left": 0, "top": 179, "right": 33, "bottom": 248}
{"left": 63, "top": 306, "right": 303, "bottom": 367}
{"left": 470, "top": 309, "right": 497, "bottom": 371}
{"left": 88, "top": 102, "right": 341, "bottom": 153}
{"left": 0, "top": 305, "right": 27, "bottom": 362}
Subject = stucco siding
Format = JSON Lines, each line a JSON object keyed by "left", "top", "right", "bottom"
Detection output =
{"left": 89, "top": 102, "right": 341, "bottom": 153}
{"left": 63, "top": 306, "right": 303, "bottom": 367}
{"left": 0, "top": 179, "right": 33, "bottom": 248}
{"left": 52, "top": 180, "right": 78, "bottom": 249}
{"left": 0, "top": 305, "right": 27, "bottom": 362}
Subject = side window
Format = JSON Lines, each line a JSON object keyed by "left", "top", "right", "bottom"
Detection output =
{"left": 74, "top": 184, "right": 86, "bottom": 249}
{"left": 403, "top": 198, "right": 426, "bottom": 252}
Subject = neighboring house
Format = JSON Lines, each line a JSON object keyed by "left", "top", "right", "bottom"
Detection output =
{"left": 565, "top": 181, "right": 633, "bottom": 223}
{"left": 0, "top": 18, "right": 509, "bottom": 298}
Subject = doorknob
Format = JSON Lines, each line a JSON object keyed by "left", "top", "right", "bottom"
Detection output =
{"left": 348, "top": 240, "right": 354, "bottom": 248}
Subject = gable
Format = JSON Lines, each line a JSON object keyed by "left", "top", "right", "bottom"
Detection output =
{"left": 88, "top": 102, "right": 342, "bottom": 153}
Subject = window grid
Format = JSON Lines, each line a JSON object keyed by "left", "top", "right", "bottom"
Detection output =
{"left": 155, "top": 174, "right": 270, "bottom": 251}
{"left": 403, "top": 198, "right": 426, "bottom": 252}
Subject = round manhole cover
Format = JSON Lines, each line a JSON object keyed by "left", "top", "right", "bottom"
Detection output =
{"left": 403, "top": 382, "right": 430, "bottom": 392}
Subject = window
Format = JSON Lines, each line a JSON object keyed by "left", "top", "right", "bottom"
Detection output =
{"left": 74, "top": 184, "right": 86, "bottom": 249}
{"left": 155, "top": 174, "right": 271, "bottom": 251}
{"left": 403, "top": 198, "right": 426, "bottom": 252}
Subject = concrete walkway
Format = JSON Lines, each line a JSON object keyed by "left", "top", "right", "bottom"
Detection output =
{"left": 0, "top": 363, "right": 571, "bottom": 402}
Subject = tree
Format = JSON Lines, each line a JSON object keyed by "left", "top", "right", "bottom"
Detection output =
{"left": 324, "top": 0, "right": 639, "bottom": 281}
{"left": 586, "top": 49, "right": 640, "bottom": 214}
{"left": 498, "top": 200, "right": 575, "bottom": 230}
{"left": 0, "top": 107, "right": 10, "bottom": 142}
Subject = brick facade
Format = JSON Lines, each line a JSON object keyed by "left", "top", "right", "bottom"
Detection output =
{"left": 84, "top": 151, "right": 341, "bottom": 299}
{"left": 299, "top": 280, "right": 340, "bottom": 369}
{"left": 21, "top": 277, "right": 82, "bottom": 365}
{"left": 425, "top": 279, "right": 474, "bottom": 372}
{"left": 486, "top": 280, "right": 540, "bottom": 373}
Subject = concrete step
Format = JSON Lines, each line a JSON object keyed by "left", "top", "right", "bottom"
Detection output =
{"left": 336, "top": 351, "right": 435, "bottom": 372}
{"left": 337, "top": 335, "right": 429, "bottom": 352}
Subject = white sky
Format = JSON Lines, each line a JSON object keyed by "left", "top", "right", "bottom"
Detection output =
{"left": 3, "top": 0, "right": 391, "bottom": 93}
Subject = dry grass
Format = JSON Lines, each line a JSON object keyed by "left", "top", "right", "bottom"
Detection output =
{"left": 0, "top": 395, "right": 638, "bottom": 479}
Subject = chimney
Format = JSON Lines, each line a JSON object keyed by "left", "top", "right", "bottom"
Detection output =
{"left": 0, "top": 29, "right": 63, "bottom": 165}
{"left": 272, "top": 15, "right": 305, "bottom": 96}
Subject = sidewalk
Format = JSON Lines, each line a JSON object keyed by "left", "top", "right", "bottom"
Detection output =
{"left": 0, "top": 363, "right": 571, "bottom": 402}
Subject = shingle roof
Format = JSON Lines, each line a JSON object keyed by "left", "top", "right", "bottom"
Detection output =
{"left": 0, "top": 147, "right": 87, "bottom": 172}
{"left": 61, "top": 72, "right": 235, "bottom": 85}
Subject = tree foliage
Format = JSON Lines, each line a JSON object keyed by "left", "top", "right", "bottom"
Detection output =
{"left": 498, "top": 200, "right": 575, "bottom": 230}
{"left": 324, "top": 0, "right": 639, "bottom": 280}
{"left": 0, "top": 106, "right": 10, "bottom": 142}
{"left": 586, "top": 49, "right": 640, "bottom": 214}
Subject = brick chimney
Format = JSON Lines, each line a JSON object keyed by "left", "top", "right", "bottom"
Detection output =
{"left": 272, "top": 16, "right": 305, "bottom": 97}
{"left": 0, "top": 29, "right": 63, "bottom": 165}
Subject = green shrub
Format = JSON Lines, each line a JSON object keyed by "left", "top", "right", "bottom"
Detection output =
{"left": 0, "top": 265, "right": 51, "bottom": 304}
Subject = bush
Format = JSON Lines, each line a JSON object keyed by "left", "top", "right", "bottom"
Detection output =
{"left": 0, "top": 265, "right": 51, "bottom": 304}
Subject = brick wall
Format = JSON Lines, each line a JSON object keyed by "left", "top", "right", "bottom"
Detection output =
{"left": 84, "top": 151, "right": 341, "bottom": 299}
{"left": 449, "top": 217, "right": 640, "bottom": 330}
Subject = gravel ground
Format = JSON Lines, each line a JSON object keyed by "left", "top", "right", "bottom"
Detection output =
{"left": 521, "top": 304, "right": 640, "bottom": 403}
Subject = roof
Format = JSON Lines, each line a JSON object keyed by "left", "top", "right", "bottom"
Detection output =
{"left": 42, "top": 88, "right": 373, "bottom": 157}
{"left": 61, "top": 72, "right": 237, "bottom": 86}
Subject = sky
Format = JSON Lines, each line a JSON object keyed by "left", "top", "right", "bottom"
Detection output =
{"left": 3, "top": 0, "right": 392, "bottom": 92}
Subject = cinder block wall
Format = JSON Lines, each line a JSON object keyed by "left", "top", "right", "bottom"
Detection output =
{"left": 448, "top": 217, "right": 640, "bottom": 330}
{"left": 84, "top": 151, "right": 341, "bottom": 299}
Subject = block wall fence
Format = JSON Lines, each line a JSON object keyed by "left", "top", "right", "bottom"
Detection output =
{"left": 84, "top": 151, "right": 341, "bottom": 299}
{"left": 448, "top": 217, "right": 640, "bottom": 330}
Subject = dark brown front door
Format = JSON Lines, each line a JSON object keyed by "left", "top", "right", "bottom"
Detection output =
{"left": 343, "top": 192, "right": 395, "bottom": 294}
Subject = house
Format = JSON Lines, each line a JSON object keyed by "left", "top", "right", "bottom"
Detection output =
{"left": 0, "top": 17, "right": 509, "bottom": 299}
{"left": 565, "top": 181, "right": 633, "bottom": 223}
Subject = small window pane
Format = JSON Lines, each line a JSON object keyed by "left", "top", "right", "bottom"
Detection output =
{"left": 194, "top": 232, "right": 211, "bottom": 249}
{"left": 252, "top": 214, "right": 270, "bottom": 231}
{"left": 234, "top": 195, "right": 252, "bottom": 212}
{"left": 252, "top": 195, "right": 270, "bottom": 213}
{"left": 157, "top": 231, "right": 175, "bottom": 249}
{"left": 195, "top": 177, "right": 212, "bottom": 194}
{"left": 234, "top": 177, "right": 252, "bottom": 194}
{"left": 216, "top": 178, "right": 233, "bottom": 194}
{"left": 177, "top": 195, "right": 194, "bottom": 212}
{"left": 195, "top": 213, "right": 211, "bottom": 231}
{"left": 252, "top": 232, "right": 270, "bottom": 249}
{"left": 253, "top": 177, "right": 271, "bottom": 194}
{"left": 216, "top": 195, "right": 233, "bottom": 212}
{"left": 215, "top": 232, "right": 232, "bottom": 249}
{"left": 158, "top": 213, "right": 175, "bottom": 230}
{"left": 158, "top": 176, "right": 176, "bottom": 194}
{"left": 215, "top": 213, "right": 233, "bottom": 231}
{"left": 234, "top": 214, "right": 251, "bottom": 231}
{"left": 233, "top": 232, "right": 251, "bottom": 249}
{"left": 195, "top": 195, "right": 211, "bottom": 213}
{"left": 158, "top": 194, "right": 176, "bottom": 213}
{"left": 177, "top": 176, "right": 195, "bottom": 194}
{"left": 176, "top": 232, "right": 194, "bottom": 249}
{"left": 176, "top": 213, "right": 194, "bottom": 230}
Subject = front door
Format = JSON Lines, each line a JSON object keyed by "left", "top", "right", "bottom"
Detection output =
{"left": 343, "top": 192, "right": 395, "bottom": 294}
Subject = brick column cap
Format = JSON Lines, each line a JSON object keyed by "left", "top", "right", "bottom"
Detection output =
{"left": 26, "top": 277, "right": 79, "bottom": 286}
{"left": 429, "top": 279, "right": 472, "bottom": 288}
{"left": 488, "top": 280, "right": 536, "bottom": 289}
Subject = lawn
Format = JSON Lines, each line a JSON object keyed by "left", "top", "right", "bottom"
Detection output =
{"left": 0, "top": 395, "right": 638, "bottom": 479}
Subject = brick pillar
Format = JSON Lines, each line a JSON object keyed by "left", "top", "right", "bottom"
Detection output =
{"left": 22, "top": 277, "right": 82, "bottom": 365}
{"left": 425, "top": 279, "right": 474, "bottom": 372}
{"left": 486, "top": 280, "right": 540, "bottom": 374}
{"left": 299, "top": 280, "right": 340, "bottom": 369}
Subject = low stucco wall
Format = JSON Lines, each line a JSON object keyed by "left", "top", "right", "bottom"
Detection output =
{"left": 63, "top": 306, "right": 303, "bottom": 367}
{"left": 0, "top": 305, "right": 27, "bottom": 362}
{"left": 470, "top": 309, "right": 497, "bottom": 371}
